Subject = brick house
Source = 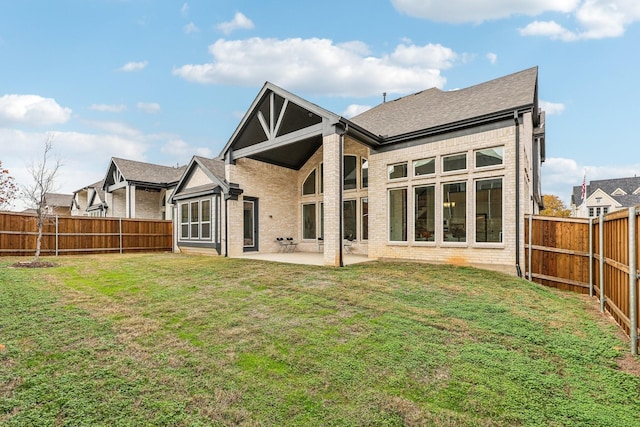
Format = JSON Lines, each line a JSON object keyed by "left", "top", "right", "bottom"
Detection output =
{"left": 173, "top": 67, "right": 546, "bottom": 275}
{"left": 97, "top": 157, "right": 185, "bottom": 220}
{"left": 71, "top": 179, "right": 107, "bottom": 217}
{"left": 570, "top": 176, "right": 640, "bottom": 218}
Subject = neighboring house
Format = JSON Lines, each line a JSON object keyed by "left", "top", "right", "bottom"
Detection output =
{"left": 71, "top": 179, "right": 107, "bottom": 217}
{"left": 570, "top": 176, "right": 640, "bottom": 218}
{"left": 102, "top": 157, "right": 186, "bottom": 220}
{"left": 170, "top": 156, "right": 241, "bottom": 255}
{"left": 173, "top": 66, "right": 546, "bottom": 275}
{"left": 23, "top": 192, "right": 74, "bottom": 216}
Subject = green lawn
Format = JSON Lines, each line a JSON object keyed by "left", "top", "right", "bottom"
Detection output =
{"left": 1, "top": 253, "right": 638, "bottom": 426}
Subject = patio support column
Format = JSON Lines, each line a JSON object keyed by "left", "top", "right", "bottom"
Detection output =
{"left": 323, "top": 130, "right": 342, "bottom": 267}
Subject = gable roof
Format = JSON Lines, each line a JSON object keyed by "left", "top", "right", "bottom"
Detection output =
{"left": 350, "top": 67, "right": 539, "bottom": 139}
{"left": 171, "top": 156, "right": 230, "bottom": 202}
{"left": 571, "top": 176, "right": 640, "bottom": 207}
{"left": 103, "top": 157, "right": 186, "bottom": 190}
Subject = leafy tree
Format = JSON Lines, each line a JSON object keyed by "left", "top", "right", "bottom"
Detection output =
{"left": 540, "top": 194, "right": 571, "bottom": 217}
{"left": 22, "top": 134, "right": 62, "bottom": 262}
{"left": 0, "top": 160, "right": 18, "bottom": 210}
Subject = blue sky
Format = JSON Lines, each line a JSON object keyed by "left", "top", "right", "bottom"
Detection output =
{"left": 1, "top": 0, "right": 639, "bottom": 208}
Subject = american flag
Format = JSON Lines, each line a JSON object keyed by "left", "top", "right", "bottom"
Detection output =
{"left": 581, "top": 174, "right": 586, "bottom": 201}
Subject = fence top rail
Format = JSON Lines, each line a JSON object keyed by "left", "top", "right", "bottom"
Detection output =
{"left": 0, "top": 211, "right": 171, "bottom": 224}
{"left": 527, "top": 214, "right": 590, "bottom": 224}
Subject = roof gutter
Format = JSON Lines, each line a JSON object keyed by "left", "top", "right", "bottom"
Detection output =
{"left": 514, "top": 110, "right": 522, "bottom": 277}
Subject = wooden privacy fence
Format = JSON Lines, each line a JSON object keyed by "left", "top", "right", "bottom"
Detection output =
{"left": 525, "top": 210, "right": 639, "bottom": 355}
{"left": 0, "top": 212, "right": 172, "bottom": 256}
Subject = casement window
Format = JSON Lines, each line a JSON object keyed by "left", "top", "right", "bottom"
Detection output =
{"left": 443, "top": 153, "right": 467, "bottom": 173}
{"left": 388, "top": 162, "right": 408, "bottom": 180}
{"left": 389, "top": 188, "right": 407, "bottom": 241}
{"left": 343, "top": 199, "right": 357, "bottom": 240}
{"left": 179, "top": 199, "right": 212, "bottom": 241}
{"left": 475, "top": 147, "right": 504, "bottom": 168}
{"left": 475, "top": 178, "right": 502, "bottom": 243}
{"left": 443, "top": 182, "right": 466, "bottom": 242}
{"left": 302, "top": 203, "right": 316, "bottom": 240}
{"left": 361, "top": 197, "right": 368, "bottom": 241}
{"left": 415, "top": 185, "right": 435, "bottom": 242}
{"left": 414, "top": 158, "right": 435, "bottom": 177}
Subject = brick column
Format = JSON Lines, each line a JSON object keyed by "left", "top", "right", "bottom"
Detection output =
{"left": 323, "top": 132, "right": 342, "bottom": 266}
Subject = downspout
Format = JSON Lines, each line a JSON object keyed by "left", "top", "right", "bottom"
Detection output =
{"left": 514, "top": 111, "right": 522, "bottom": 277}
{"left": 224, "top": 195, "right": 229, "bottom": 257}
{"left": 338, "top": 123, "right": 348, "bottom": 267}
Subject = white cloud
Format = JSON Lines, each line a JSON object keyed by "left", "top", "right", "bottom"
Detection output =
{"left": 342, "top": 104, "right": 372, "bottom": 118}
{"left": 391, "top": 0, "right": 578, "bottom": 23}
{"left": 161, "top": 138, "right": 213, "bottom": 159}
{"left": 0, "top": 94, "right": 72, "bottom": 126}
{"left": 137, "top": 102, "right": 161, "bottom": 114}
{"left": 486, "top": 52, "right": 498, "bottom": 64}
{"left": 539, "top": 100, "right": 565, "bottom": 115}
{"left": 542, "top": 157, "right": 640, "bottom": 204}
{"left": 184, "top": 22, "right": 200, "bottom": 34}
{"left": 217, "top": 12, "right": 254, "bottom": 35}
{"left": 173, "top": 38, "right": 454, "bottom": 97}
{"left": 180, "top": 3, "right": 189, "bottom": 17}
{"left": 519, "top": 20, "right": 579, "bottom": 41}
{"left": 90, "top": 104, "right": 127, "bottom": 113}
{"left": 118, "top": 61, "right": 148, "bottom": 72}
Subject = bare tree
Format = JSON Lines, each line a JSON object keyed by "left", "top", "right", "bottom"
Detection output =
{"left": 22, "top": 133, "right": 62, "bottom": 262}
{"left": 0, "top": 160, "right": 18, "bottom": 210}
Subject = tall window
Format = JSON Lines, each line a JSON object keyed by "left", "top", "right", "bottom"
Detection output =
{"left": 302, "top": 203, "right": 316, "bottom": 239}
{"left": 180, "top": 203, "right": 189, "bottom": 238}
{"left": 344, "top": 155, "right": 357, "bottom": 190}
{"left": 443, "top": 153, "right": 467, "bottom": 172}
{"left": 415, "top": 186, "right": 435, "bottom": 242}
{"left": 201, "top": 199, "right": 211, "bottom": 239}
{"left": 190, "top": 201, "right": 199, "bottom": 239}
{"left": 443, "top": 182, "right": 466, "bottom": 242}
{"left": 303, "top": 169, "right": 316, "bottom": 195}
{"left": 361, "top": 158, "right": 369, "bottom": 188}
{"left": 476, "top": 178, "right": 502, "bottom": 243}
{"left": 344, "top": 199, "right": 357, "bottom": 239}
{"left": 361, "top": 198, "right": 368, "bottom": 241}
{"left": 389, "top": 188, "right": 407, "bottom": 241}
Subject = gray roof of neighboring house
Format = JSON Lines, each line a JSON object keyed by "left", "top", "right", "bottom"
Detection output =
{"left": 571, "top": 176, "right": 640, "bottom": 207}
{"left": 110, "top": 157, "right": 186, "bottom": 186}
{"left": 44, "top": 192, "right": 73, "bottom": 208}
{"left": 350, "top": 67, "right": 538, "bottom": 138}
{"left": 75, "top": 179, "right": 105, "bottom": 199}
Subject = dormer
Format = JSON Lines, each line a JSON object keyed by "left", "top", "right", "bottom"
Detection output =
{"left": 612, "top": 187, "right": 627, "bottom": 196}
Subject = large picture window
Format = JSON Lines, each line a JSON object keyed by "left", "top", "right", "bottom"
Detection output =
{"left": 476, "top": 179, "right": 502, "bottom": 242}
{"left": 302, "top": 203, "right": 316, "bottom": 240}
{"left": 415, "top": 186, "right": 435, "bottom": 242}
{"left": 389, "top": 188, "right": 407, "bottom": 241}
{"left": 443, "top": 182, "right": 466, "bottom": 242}
{"left": 180, "top": 199, "right": 213, "bottom": 241}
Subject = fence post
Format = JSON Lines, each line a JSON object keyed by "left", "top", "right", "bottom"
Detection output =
{"left": 589, "top": 217, "right": 593, "bottom": 297}
{"left": 599, "top": 213, "right": 605, "bottom": 313}
{"left": 629, "top": 207, "right": 638, "bottom": 355}
{"left": 119, "top": 217, "right": 123, "bottom": 254}
{"left": 528, "top": 214, "right": 532, "bottom": 281}
{"left": 55, "top": 215, "right": 59, "bottom": 257}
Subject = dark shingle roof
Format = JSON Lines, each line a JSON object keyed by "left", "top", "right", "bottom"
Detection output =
{"left": 571, "top": 176, "right": 640, "bottom": 207}
{"left": 112, "top": 157, "right": 186, "bottom": 185}
{"left": 194, "top": 156, "right": 225, "bottom": 181}
{"left": 350, "top": 67, "right": 538, "bottom": 138}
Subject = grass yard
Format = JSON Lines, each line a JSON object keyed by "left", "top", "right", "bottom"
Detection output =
{"left": 1, "top": 253, "right": 639, "bottom": 426}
